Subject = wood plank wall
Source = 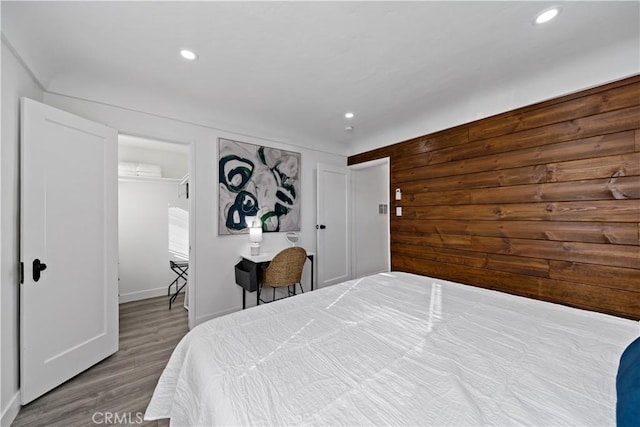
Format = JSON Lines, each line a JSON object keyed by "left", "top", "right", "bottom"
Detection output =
{"left": 348, "top": 75, "right": 640, "bottom": 319}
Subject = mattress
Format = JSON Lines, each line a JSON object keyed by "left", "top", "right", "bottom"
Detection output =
{"left": 145, "top": 272, "right": 639, "bottom": 426}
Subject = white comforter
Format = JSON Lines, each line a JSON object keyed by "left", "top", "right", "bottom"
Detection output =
{"left": 145, "top": 272, "right": 639, "bottom": 426}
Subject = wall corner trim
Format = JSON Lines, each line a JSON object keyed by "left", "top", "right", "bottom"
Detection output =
{"left": 1, "top": 391, "right": 21, "bottom": 427}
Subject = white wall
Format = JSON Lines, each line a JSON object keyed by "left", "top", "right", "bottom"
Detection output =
{"left": 42, "top": 91, "right": 347, "bottom": 327}
{"left": 349, "top": 38, "right": 640, "bottom": 155}
{"left": 118, "top": 180, "right": 188, "bottom": 303}
{"left": 351, "top": 161, "right": 390, "bottom": 278}
{"left": 1, "top": 40, "right": 44, "bottom": 426}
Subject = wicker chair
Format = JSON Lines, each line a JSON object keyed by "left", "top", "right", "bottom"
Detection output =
{"left": 258, "top": 247, "right": 307, "bottom": 304}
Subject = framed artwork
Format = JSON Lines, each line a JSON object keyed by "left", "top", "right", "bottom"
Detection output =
{"left": 218, "top": 138, "right": 301, "bottom": 235}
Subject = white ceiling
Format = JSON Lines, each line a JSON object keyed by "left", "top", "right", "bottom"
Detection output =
{"left": 2, "top": 1, "right": 639, "bottom": 154}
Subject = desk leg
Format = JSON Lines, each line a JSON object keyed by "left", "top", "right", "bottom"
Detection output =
{"left": 310, "top": 255, "right": 314, "bottom": 291}
{"left": 243, "top": 289, "right": 246, "bottom": 310}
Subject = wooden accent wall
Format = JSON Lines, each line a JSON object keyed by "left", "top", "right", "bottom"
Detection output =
{"left": 349, "top": 76, "right": 640, "bottom": 319}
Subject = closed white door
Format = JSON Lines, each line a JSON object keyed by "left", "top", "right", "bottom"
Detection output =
{"left": 316, "top": 163, "right": 350, "bottom": 287}
{"left": 20, "top": 98, "right": 119, "bottom": 404}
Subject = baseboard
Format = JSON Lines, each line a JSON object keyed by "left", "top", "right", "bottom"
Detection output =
{"left": 195, "top": 307, "right": 239, "bottom": 326}
{"left": 1, "top": 391, "right": 20, "bottom": 427}
{"left": 119, "top": 286, "right": 173, "bottom": 304}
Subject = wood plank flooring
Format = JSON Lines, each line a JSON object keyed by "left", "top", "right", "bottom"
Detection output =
{"left": 12, "top": 294, "right": 188, "bottom": 427}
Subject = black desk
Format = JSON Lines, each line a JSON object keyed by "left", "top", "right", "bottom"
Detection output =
{"left": 235, "top": 251, "right": 315, "bottom": 309}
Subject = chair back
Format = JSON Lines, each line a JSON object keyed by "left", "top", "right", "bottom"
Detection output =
{"left": 262, "top": 247, "right": 307, "bottom": 288}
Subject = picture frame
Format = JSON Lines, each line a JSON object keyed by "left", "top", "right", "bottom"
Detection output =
{"left": 218, "top": 138, "right": 301, "bottom": 235}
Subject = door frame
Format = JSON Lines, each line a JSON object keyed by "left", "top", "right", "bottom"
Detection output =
{"left": 349, "top": 157, "right": 391, "bottom": 278}
{"left": 116, "top": 132, "right": 196, "bottom": 329}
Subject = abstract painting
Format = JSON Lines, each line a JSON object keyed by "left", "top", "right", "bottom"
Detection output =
{"left": 218, "top": 138, "right": 301, "bottom": 235}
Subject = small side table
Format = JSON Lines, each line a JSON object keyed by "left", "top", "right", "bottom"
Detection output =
{"left": 168, "top": 260, "right": 188, "bottom": 309}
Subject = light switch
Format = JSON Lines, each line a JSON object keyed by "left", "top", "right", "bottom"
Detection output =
{"left": 396, "top": 206, "right": 402, "bottom": 216}
{"left": 395, "top": 188, "right": 402, "bottom": 201}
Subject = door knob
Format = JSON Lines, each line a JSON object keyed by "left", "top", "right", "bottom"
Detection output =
{"left": 32, "top": 258, "right": 47, "bottom": 282}
{"left": 316, "top": 224, "right": 326, "bottom": 230}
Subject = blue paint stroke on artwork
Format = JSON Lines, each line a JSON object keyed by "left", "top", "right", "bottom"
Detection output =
{"left": 219, "top": 155, "right": 254, "bottom": 193}
{"left": 225, "top": 191, "right": 259, "bottom": 230}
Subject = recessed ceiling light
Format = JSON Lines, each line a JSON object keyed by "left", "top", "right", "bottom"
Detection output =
{"left": 534, "top": 7, "right": 561, "bottom": 25}
{"left": 180, "top": 49, "right": 198, "bottom": 60}
{"left": 345, "top": 112, "right": 355, "bottom": 119}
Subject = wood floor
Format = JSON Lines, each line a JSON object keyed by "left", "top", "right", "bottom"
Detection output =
{"left": 12, "top": 294, "right": 188, "bottom": 427}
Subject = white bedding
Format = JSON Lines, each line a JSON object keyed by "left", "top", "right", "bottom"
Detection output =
{"left": 145, "top": 272, "right": 639, "bottom": 426}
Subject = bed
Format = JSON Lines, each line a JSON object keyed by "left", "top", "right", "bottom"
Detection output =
{"left": 145, "top": 272, "right": 639, "bottom": 426}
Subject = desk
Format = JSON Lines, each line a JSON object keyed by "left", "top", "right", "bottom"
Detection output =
{"left": 237, "top": 251, "right": 315, "bottom": 309}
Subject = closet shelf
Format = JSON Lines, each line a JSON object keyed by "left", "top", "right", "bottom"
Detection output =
{"left": 118, "top": 176, "right": 182, "bottom": 184}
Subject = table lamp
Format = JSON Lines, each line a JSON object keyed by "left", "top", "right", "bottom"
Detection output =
{"left": 247, "top": 216, "right": 262, "bottom": 256}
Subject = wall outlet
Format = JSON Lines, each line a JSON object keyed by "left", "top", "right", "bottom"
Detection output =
{"left": 378, "top": 204, "right": 388, "bottom": 214}
{"left": 396, "top": 206, "right": 402, "bottom": 216}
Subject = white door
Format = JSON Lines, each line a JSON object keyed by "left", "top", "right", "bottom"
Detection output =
{"left": 316, "top": 163, "right": 351, "bottom": 287}
{"left": 20, "top": 98, "right": 118, "bottom": 404}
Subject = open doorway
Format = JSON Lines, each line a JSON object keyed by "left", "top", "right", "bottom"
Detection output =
{"left": 117, "top": 135, "right": 190, "bottom": 315}
{"left": 350, "top": 158, "right": 390, "bottom": 278}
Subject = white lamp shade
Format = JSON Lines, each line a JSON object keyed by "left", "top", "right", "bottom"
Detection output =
{"left": 245, "top": 216, "right": 259, "bottom": 228}
{"left": 249, "top": 226, "right": 262, "bottom": 243}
